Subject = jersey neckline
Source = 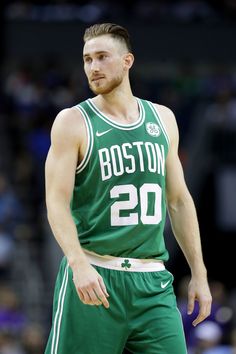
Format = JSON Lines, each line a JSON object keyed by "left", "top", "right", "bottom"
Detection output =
{"left": 86, "top": 97, "right": 145, "bottom": 130}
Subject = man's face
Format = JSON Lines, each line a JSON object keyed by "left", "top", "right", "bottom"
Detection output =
{"left": 83, "top": 35, "right": 127, "bottom": 95}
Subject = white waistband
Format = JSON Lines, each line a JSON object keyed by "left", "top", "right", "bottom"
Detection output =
{"left": 83, "top": 249, "right": 165, "bottom": 272}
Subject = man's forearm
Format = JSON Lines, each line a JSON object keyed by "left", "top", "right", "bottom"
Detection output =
{"left": 47, "top": 203, "right": 87, "bottom": 268}
{"left": 168, "top": 193, "right": 207, "bottom": 277}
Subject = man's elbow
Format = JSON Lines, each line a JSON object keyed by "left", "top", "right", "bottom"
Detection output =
{"left": 167, "top": 190, "right": 192, "bottom": 213}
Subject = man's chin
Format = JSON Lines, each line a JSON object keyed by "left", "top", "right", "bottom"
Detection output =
{"left": 89, "top": 84, "right": 112, "bottom": 95}
{"left": 89, "top": 77, "right": 123, "bottom": 95}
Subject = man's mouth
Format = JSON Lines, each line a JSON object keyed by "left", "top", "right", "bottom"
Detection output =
{"left": 91, "top": 76, "right": 105, "bottom": 82}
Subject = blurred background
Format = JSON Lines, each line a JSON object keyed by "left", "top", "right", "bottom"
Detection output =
{"left": 0, "top": 0, "right": 236, "bottom": 353}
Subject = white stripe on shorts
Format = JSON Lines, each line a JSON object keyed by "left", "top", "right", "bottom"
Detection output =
{"left": 83, "top": 249, "right": 165, "bottom": 272}
{"left": 51, "top": 263, "right": 69, "bottom": 354}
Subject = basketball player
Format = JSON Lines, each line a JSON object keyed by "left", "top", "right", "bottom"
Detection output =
{"left": 45, "top": 23, "right": 212, "bottom": 354}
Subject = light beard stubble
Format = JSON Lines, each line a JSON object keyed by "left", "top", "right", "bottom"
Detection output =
{"left": 89, "top": 74, "right": 123, "bottom": 95}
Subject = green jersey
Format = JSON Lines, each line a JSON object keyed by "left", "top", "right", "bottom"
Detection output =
{"left": 71, "top": 98, "right": 170, "bottom": 260}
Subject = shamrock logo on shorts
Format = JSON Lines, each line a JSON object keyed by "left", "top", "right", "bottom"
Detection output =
{"left": 121, "top": 259, "right": 131, "bottom": 270}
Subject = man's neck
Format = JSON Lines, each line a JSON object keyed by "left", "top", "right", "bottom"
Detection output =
{"left": 92, "top": 86, "right": 139, "bottom": 124}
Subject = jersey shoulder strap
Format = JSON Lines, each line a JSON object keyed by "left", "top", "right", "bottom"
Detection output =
{"left": 140, "top": 99, "right": 170, "bottom": 148}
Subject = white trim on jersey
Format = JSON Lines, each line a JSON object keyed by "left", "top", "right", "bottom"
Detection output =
{"left": 87, "top": 97, "right": 145, "bottom": 130}
{"left": 147, "top": 101, "right": 170, "bottom": 147}
{"left": 74, "top": 105, "right": 94, "bottom": 174}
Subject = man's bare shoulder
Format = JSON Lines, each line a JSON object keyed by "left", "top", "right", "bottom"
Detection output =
{"left": 51, "top": 107, "right": 86, "bottom": 144}
{"left": 154, "top": 103, "right": 176, "bottom": 124}
{"left": 52, "top": 107, "right": 84, "bottom": 132}
{"left": 153, "top": 103, "right": 179, "bottom": 142}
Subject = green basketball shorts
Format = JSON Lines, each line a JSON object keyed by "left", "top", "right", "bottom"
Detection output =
{"left": 45, "top": 253, "right": 187, "bottom": 354}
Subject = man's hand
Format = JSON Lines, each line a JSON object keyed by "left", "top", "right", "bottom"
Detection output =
{"left": 72, "top": 260, "right": 110, "bottom": 308}
{"left": 187, "top": 276, "right": 212, "bottom": 326}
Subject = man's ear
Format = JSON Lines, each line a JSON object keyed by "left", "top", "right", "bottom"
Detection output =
{"left": 123, "top": 53, "right": 134, "bottom": 70}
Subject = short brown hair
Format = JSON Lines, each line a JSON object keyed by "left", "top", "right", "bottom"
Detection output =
{"left": 83, "top": 23, "right": 132, "bottom": 53}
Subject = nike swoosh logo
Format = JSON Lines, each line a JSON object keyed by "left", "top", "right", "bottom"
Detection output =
{"left": 96, "top": 128, "right": 113, "bottom": 137}
{"left": 161, "top": 280, "right": 171, "bottom": 289}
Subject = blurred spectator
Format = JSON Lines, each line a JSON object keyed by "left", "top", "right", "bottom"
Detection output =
{"left": 4, "top": 0, "right": 228, "bottom": 23}
{"left": 0, "top": 173, "right": 23, "bottom": 233}
{"left": 188, "top": 321, "right": 225, "bottom": 354}
{"left": 21, "top": 323, "right": 45, "bottom": 354}
{"left": 25, "top": 116, "right": 51, "bottom": 196}
{"left": 204, "top": 90, "right": 236, "bottom": 129}
{"left": 4, "top": 65, "right": 40, "bottom": 127}
{"left": 229, "top": 328, "right": 236, "bottom": 353}
{"left": 229, "top": 289, "right": 236, "bottom": 329}
{"left": 195, "top": 327, "right": 236, "bottom": 354}
{"left": 0, "top": 225, "right": 15, "bottom": 279}
{"left": 5, "top": 2, "right": 105, "bottom": 23}
{"left": 0, "top": 284, "right": 27, "bottom": 335}
{"left": 0, "top": 331, "right": 24, "bottom": 354}
{"left": 0, "top": 323, "right": 46, "bottom": 354}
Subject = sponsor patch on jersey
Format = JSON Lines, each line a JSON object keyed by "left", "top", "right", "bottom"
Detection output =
{"left": 146, "top": 122, "right": 161, "bottom": 137}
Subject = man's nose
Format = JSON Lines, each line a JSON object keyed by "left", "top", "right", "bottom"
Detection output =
{"left": 91, "top": 59, "right": 100, "bottom": 72}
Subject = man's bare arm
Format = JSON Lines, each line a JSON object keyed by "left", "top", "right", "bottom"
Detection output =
{"left": 45, "top": 108, "right": 109, "bottom": 308}
{"left": 157, "top": 104, "right": 212, "bottom": 326}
